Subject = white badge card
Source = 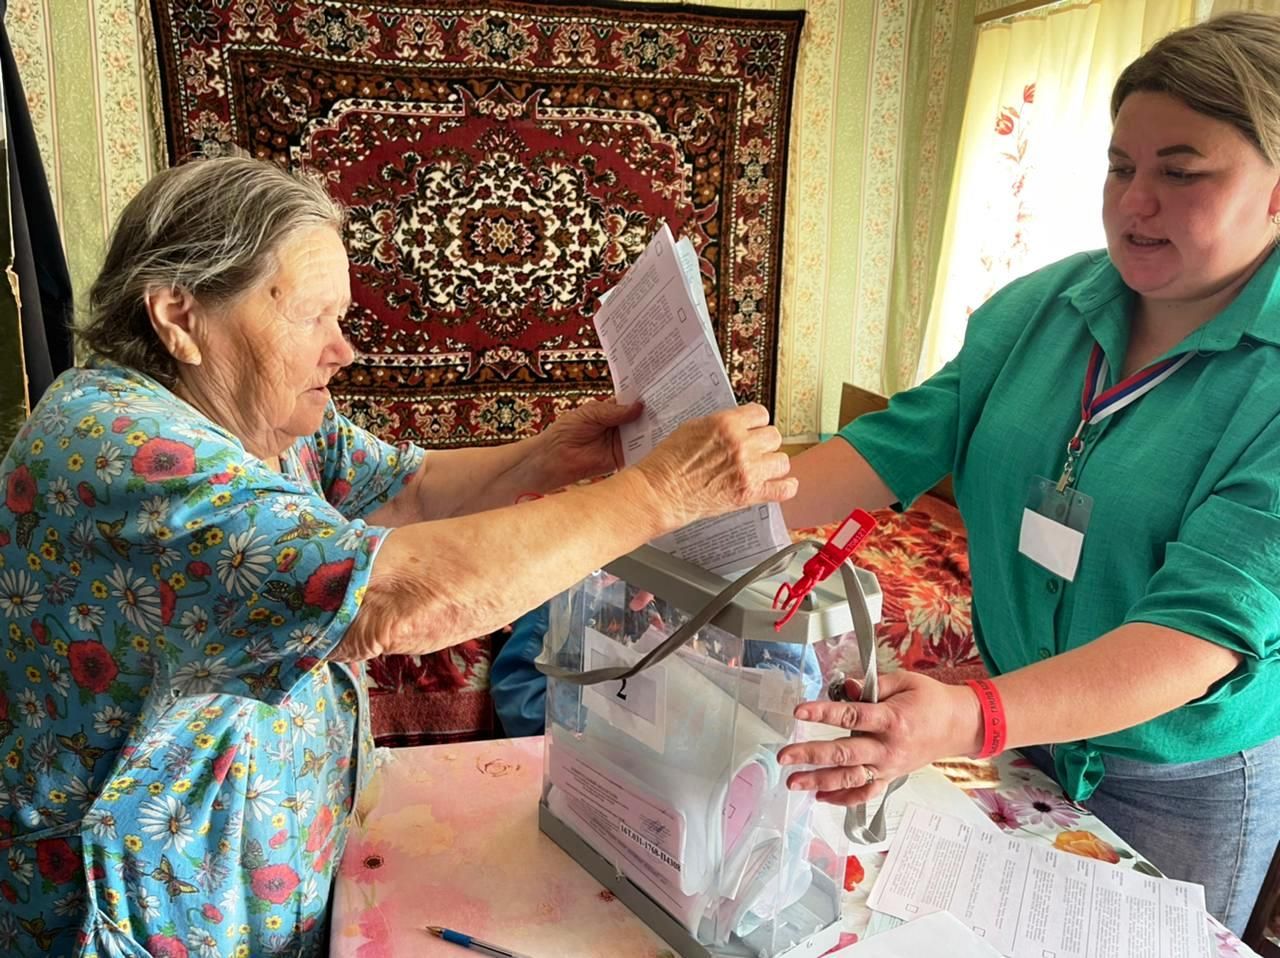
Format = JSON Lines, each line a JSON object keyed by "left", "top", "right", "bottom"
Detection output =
{"left": 1018, "top": 476, "right": 1093, "bottom": 582}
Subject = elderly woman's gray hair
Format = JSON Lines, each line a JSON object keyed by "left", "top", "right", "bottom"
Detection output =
{"left": 81, "top": 156, "right": 345, "bottom": 387}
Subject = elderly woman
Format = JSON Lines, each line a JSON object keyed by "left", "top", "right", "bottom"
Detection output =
{"left": 780, "top": 13, "right": 1280, "bottom": 935}
{"left": 0, "top": 156, "right": 794, "bottom": 956}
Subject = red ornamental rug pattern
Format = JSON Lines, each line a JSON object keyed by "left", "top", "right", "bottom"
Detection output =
{"left": 150, "top": 0, "right": 804, "bottom": 447}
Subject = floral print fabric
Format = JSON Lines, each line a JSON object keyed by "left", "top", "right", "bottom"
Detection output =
{"left": 801, "top": 495, "right": 985, "bottom": 688}
{"left": 0, "top": 362, "right": 423, "bottom": 957}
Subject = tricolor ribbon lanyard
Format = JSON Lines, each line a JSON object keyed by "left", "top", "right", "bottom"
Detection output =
{"left": 1056, "top": 343, "right": 1193, "bottom": 493}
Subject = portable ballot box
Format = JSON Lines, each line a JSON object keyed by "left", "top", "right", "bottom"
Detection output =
{"left": 538, "top": 544, "right": 883, "bottom": 958}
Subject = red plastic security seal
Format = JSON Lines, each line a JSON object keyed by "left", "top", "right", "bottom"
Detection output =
{"left": 772, "top": 508, "right": 877, "bottom": 630}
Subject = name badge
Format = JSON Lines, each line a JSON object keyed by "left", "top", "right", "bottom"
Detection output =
{"left": 1018, "top": 476, "right": 1093, "bottom": 582}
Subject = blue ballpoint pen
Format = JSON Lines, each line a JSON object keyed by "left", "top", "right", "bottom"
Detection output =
{"left": 427, "top": 925, "right": 534, "bottom": 958}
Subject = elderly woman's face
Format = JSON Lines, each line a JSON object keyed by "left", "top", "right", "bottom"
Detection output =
{"left": 188, "top": 225, "right": 355, "bottom": 457}
{"left": 1103, "top": 91, "right": 1280, "bottom": 304}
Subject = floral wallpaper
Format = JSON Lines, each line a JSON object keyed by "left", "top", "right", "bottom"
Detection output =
{"left": 3, "top": 0, "right": 975, "bottom": 442}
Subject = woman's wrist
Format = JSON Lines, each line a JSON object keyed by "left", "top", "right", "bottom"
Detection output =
{"left": 952, "top": 681, "right": 988, "bottom": 758}
{"left": 511, "top": 429, "right": 565, "bottom": 492}
{"left": 606, "top": 466, "right": 680, "bottom": 540}
{"left": 964, "top": 678, "right": 1008, "bottom": 759}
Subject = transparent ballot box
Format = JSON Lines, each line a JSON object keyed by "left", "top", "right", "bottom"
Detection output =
{"left": 537, "top": 544, "right": 882, "bottom": 958}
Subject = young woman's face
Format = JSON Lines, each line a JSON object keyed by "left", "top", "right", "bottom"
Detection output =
{"left": 1103, "top": 91, "right": 1280, "bottom": 303}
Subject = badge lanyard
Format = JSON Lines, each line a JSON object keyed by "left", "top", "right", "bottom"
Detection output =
{"left": 1055, "top": 344, "right": 1193, "bottom": 493}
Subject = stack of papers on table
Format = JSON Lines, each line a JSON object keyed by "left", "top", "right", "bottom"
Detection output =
{"left": 866, "top": 803, "right": 1213, "bottom": 958}
{"left": 593, "top": 223, "right": 789, "bottom": 576}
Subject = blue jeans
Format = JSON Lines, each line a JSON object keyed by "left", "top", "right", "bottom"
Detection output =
{"left": 1022, "top": 737, "right": 1280, "bottom": 936}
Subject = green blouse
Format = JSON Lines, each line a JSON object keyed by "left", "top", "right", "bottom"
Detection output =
{"left": 841, "top": 248, "right": 1280, "bottom": 800}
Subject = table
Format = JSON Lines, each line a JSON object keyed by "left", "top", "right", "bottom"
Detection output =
{"left": 330, "top": 736, "right": 1259, "bottom": 958}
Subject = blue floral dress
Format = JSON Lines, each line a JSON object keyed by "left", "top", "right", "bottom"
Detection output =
{"left": 0, "top": 362, "right": 424, "bottom": 958}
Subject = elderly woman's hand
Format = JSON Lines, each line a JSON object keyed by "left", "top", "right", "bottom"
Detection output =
{"left": 633, "top": 403, "right": 795, "bottom": 525}
{"left": 539, "top": 398, "right": 645, "bottom": 486}
{"left": 776, "top": 671, "right": 983, "bottom": 806}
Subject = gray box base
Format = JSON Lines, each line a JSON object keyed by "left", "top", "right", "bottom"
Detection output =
{"left": 539, "top": 803, "right": 842, "bottom": 958}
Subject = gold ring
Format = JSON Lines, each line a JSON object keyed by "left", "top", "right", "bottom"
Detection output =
{"left": 865, "top": 766, "right": 876, "bottom": 787}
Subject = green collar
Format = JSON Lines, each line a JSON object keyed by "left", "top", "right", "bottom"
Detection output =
{"left": 1061, "top": 247, "right": 1280, "bottom": 375}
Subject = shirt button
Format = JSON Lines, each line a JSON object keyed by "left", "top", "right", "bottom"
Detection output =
{"left": 1046, "top": 578, "right": 1059, "bottom": 594}
{"left": 1038, "top": 647, "right": 1052, "bottom": 660}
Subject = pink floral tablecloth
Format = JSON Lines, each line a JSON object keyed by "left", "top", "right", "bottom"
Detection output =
{"left": 330, "top": 737, "right": 1258, "bottom": 958}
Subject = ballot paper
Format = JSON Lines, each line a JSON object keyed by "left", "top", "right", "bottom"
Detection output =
{"left": 593, "top": 224, "right": 789, "bottom": 575}
{"left": 867, "top": 803, "right": 1211, "bottom": 958}
{"left": 854, "top": 762, "right": 996, "bottom": 854}
{"left": 827, "top": 910, "right": 1002, "bottom": 957}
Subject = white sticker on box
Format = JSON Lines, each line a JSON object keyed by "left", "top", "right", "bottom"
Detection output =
{"left": 757, "top": 666, "right": 796, "bottom": 716}
{"left": 581, "top": 627, "right": 667, "bottom": 752}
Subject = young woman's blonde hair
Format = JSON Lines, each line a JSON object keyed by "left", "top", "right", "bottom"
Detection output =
{"left": 1112, "top": 11, "right": 1280, "bottom": 165}
{"left": 80, "top": 156, "right": 345, "bottom": 387}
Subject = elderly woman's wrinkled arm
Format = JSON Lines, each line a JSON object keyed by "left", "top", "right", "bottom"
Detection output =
{"left": 365, "top": 399, "right": 643, "bottom": 526}
{"left": 334, "top": 404, "right": 795, "bottom": 661}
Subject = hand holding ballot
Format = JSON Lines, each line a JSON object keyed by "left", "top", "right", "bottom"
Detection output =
{"left": 631, "top": 402, "right": 794, "bottom": 529}
{"left": 595, "top": 223, "right": 793, "bottom": 574}
{"left": 515, "top": 388, "right": 793, "bottom": 531}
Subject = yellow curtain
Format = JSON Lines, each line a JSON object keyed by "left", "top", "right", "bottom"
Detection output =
{"left": 916, "top": 0, "right": 1199, "bottom": 379}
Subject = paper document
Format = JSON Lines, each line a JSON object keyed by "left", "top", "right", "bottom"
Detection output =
{"left": 858, "top": 763, "right": 996, "bottom": 854}
{"left": 828, "top": 910, "right": 1002, "bottom": 957}
{"left": 868, "top": 803, "right": 1211, "bottom": 958}
{"left": 593, "top": 224, "right": 789, "bottom": 575}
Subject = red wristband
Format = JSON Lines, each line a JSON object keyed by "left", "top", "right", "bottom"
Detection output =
{"left": 965, "top": 678, "right": 1007, "bottom": 759}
